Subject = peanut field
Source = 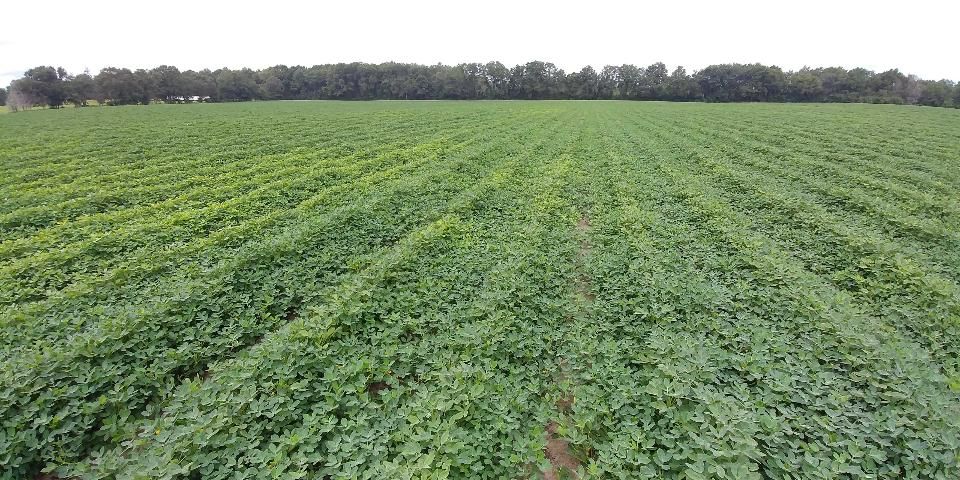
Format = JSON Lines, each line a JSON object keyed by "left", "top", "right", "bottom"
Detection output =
{"left": 1, "top": 101, "right": 959, "bottom": 479}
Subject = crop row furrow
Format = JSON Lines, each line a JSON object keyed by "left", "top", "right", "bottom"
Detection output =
{"left": 562, "top": 113, "right": 959, "bottom": 478}
{"left": 66, "top": 120, "right": 584, "bottom": 480}
{"left": 625, "top": 112, "right": 960, "bottom": 369}
{"left": 728, "top": 113, "right": 960, "bottom": 192}
{"left": 0, "top": 129, "right": 483, "bottom": 306}
{"left": 670, "top": 112, "right": 960, "bottom": 227}
{"left": 645, "top": 112, "right": 960, "bottom": 279}
{"left": 0, "top": 112, "right": 472, "bottom": 230}
{"left": 0, "top": 112, "right": 568, "bottom": 476}
{"left": 0, "top": 117, "right": 525, "bottom": 347}
{"left": 0, "top": 110, "right": 385, "bottom": 180}
{"left": 682, "top": 158, "right": 960, "bottom": 369}
{"left": 0, "top": 111, "right": 491, "bottom": 253}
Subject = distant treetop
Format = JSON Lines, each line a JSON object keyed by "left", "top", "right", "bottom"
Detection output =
{"left": 4, "top": 61, "right": 959, "bottom": 110}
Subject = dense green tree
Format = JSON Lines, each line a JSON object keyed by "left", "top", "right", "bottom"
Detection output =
{"left": 697, "top": 64, "right": 785, "bottom": 102}
{"left": 618, "top": 64, "right": 643, "bottom": 99}
{"left": 65, "top": 71, "right": 96, "bottom": 106}
{"left": 298, "top": 66, "right": 327, "bottom": 98}
{"left": 867, "top": 69, "right": 908, "bottom": 104}
{"left": 323, "top": 63, "right": 362, "bottom": 99}
{"left": 845, "top": 68, "right": 873, "bottom": 98}
{"left": 815, "top": 67, "right": 855, "bottom": 101}
{"left": 436, "top": 64, "right": 468, "bottom": 99}
{"left": 458, "top": 63, "right": 488, "bottom": 99}
{"left": 133, "top": 69, "right": 156, "bottom": 104}
{"left": 597, "top": 66, "right": 619, "bottom": 99}
{"left": 566, "top": 66, "right": 599, "bottom": 99}
{"left": 151, "top": 65, "right": 184, "bottom": 102}
{"left": 181, "top": 69, "right": 217, "bottom": 100}
{"left": 917, "top": 79, "right": 954, "bottom": 107}
{"left": 258, "top": 65, "right": 294, "bottom": 98}
{"left": 903, "top": 75, "right": 924, "bottom": 105}
{"left": 643, "top": 62, "right": 669, "bottom": 99}
{"left": 483, "top": 61, "right": 510, "bottom": 99}
{"left": 786, "top": 68, "right": 824, "bottom": 101}
{"left": 0, "top": 87, "right": 6, "bottom": 106}
{"left": 12, "top": 66, "right": 66, "bottom": 108}
{"left": 507, "top": 64, "right": 525, "bottom": 99}
{"left": 215, "top": 68, "right": 260, "bottom": 101}
{"left": 261, "top": 76, "right": 284, "bottom": 99}
{"left": 6, "top": 61, "right": 956, "bottom": 108}
{"left": 666, "top": 66, "right": 700, "bottom": 100}
{"left": 696, "top": 64, "right": 733, "bottom": 101}
{"left": 95, "top": 67, "right": 141, "bottom": 105}
{"left": 507, "top": 61, "right": 565, "bottom": 99}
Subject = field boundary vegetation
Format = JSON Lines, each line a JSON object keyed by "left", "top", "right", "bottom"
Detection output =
{"left": 3, "top": 60, "right": 959, "bottom": 111}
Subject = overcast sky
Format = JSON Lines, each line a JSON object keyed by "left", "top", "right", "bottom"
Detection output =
{"left": 2, "top": 0, "right": 958, "bottom": 87}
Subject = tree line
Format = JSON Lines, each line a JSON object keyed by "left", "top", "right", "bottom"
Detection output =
{"left": 4, "top": 61, "right": 959, "bottom": 110}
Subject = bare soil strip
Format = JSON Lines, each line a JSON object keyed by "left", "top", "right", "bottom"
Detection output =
{"left": 542, "top": 213, "right": 593, "bottom": 480}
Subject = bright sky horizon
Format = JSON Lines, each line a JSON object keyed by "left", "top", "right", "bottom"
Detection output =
{"left": 2, "top": 0, "right": 958, "bottom": 88}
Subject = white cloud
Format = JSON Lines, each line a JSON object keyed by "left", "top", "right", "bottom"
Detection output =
{"left": 2, "top": 0, "right": 957, "bottom": 87}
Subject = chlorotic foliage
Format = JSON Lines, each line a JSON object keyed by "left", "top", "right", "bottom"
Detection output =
{"left": 0, "top": 101, "right": 959, "bottom": 479}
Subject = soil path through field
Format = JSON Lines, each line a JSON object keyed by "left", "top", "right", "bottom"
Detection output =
{"left": 542, "top": 213, "right": 593, "bottom": 480}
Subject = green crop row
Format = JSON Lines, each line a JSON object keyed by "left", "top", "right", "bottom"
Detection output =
{"left": 0, "top": 105, "right": 567, "bottom": 476}
{"left": 0, "top": 108, "right": 491, "bottom": 238}
{"left": 0, "top": 122, "right": 486, "bottom": 305}
{"left": 0, "top": 115, "right": 532, "bottom": 348}
{"left": 1, "top": 101, "right": 958, "bottom": 479}
{"left": 556, "top": 114, "right": 959, "bottom": 478}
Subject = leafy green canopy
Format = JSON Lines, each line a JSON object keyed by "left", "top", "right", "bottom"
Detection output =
{"left": 0, "top": 101, "right": 958, "bottom": 479}
{"left": 5, "top": 62, "right": 960, "bottom": 108}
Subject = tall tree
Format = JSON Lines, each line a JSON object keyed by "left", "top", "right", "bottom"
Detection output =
{"left": 484, "top": 61, "right": 510, "bottom": 99}
{"left": 845, "top": 68, "right": 873, "bottom": 101}
{"left": 785, "top": 68, "right": 825, "bottom": 102}
{"left": 261, "top": 76, "right": 285, "bottom": 100}
{"left": 900, "top": 74, "right": 923, "bottom": 105}
{"left": 508, "top": 61, "right": 565, "bottom": 99}
{"left": 666, "top": 66, "right": 700, "bottom": 100}
{"left": 258, "top": 65, "right": 293, "bottom": 99}
{"left": 95, "top": 67, "right": 140, "bottom": 105}
{"left": 643, "top": 62, "right": 668, "bottom": 99}
{"left": 435, "top": 64, "right": 467, "bottom": 99}
{"left": 6, "top": 80, "right": 42, "bottom": 111}
{"left": 597, "top": 66, "right": 619, "bottom": 99}
{"left": 215, "top": 68, "right": 260, "bottom": 101}
{"left": 458, "top": 63, "right": 487, "bottom": 99}
{"left": 16, "top": 66, "right": 66, "bottom": 108}
{"left": 697, "top": 64, "right": 785, "bottom": 102}
{"left": 567, "top": 66, "right": 599, "bottom": 99}
{"left": 6, "top": 61, "right": 957, "bottom": 108}
{"left": 815, "top": 67, "right": 853, "bottom": 101}
{"left": 181, "top": 69, "right": 217, "bottom": 100}
{"left": 65, "top": 71, "right": 96, "bottom": 106}
{"left": 868, "top": 69, "right": 908, "bottom": 104}
{"left": 916, "top": 79, "right": 954, "bottom": 107}
{"left": 151, "top": 65, "right": 184, "bottom": 102}
{"left": 133, "top": 69, "right": 156, "bottom": 104}
{"left": 618, "top": 64, "right": 643, "bottom": 99}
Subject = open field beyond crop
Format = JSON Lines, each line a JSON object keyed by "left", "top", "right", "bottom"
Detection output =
{"left": 1, "top": 101, "right": 959, "bottom": 479}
